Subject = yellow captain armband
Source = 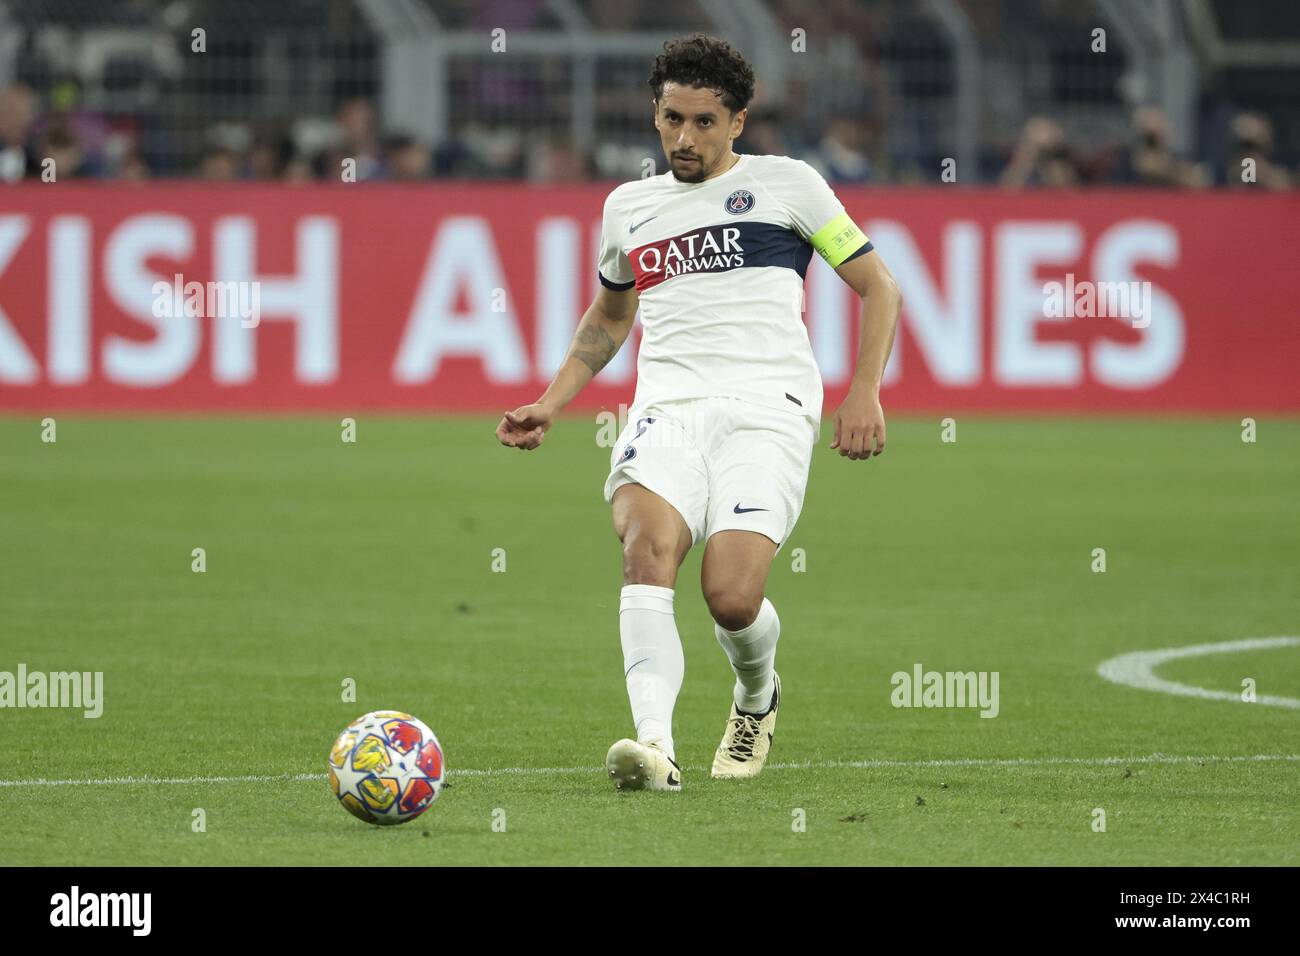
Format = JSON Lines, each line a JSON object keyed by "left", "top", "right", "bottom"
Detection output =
{"left": 809, "top": 212, "right": 870, "bottom": 267}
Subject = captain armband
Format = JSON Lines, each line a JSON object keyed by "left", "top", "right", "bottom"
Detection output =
{"left": 808, "top": 212, "right": 872, "bottom": 267}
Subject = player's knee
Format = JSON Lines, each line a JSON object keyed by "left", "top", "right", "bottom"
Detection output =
{"left": 704, "top": 586, "right": 761, "bottom": 632}
{"left": 621, "top": 531, "right": 679, "bottom": 587}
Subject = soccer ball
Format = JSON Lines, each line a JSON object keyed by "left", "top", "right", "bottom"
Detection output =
{"left": 328, "top": 710, "right": 445, "bottom": 825}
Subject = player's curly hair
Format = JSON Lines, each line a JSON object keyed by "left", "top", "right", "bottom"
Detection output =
{"left": 648, "top": 34, "right": 755, "bottom": 113}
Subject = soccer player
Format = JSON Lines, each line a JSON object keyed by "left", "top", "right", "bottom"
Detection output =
{"left": 496, "top": 34, "right": 901, "bottom": 790}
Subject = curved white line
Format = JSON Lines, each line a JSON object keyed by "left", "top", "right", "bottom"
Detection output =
{"left": 1097, "top": 636, "right": 1300, "bottom": 709}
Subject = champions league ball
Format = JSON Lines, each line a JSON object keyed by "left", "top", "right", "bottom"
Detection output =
{"left": 328, "top": 711, "right": 445, "bottom": 825}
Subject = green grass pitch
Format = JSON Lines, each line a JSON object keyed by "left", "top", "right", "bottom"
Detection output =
{"left": 1, "top": 414, "right": 1297, "bottom": 866}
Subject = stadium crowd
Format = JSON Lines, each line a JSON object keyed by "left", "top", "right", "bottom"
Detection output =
{"left": 1, "top": 0, "right": 1295, "bottom": 189}
{"left": 1, "top": 76, "right": 1293, "bottom": 189}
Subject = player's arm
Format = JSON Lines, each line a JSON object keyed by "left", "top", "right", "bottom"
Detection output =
{"left": 781, "top": 160, "right": 900, "bottom": 460}
{"left": 830, "top": 249, "right": 901, "bottom": 460}
{"left": 495, "top": 285, "right": 639, "bottom": 451}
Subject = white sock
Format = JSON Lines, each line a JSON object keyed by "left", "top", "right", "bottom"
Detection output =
{"left": 714, "top": 597, "right": 780, "bottom": 713}
{"left": 619, "top": 584, "right": 684, "bottom": 760}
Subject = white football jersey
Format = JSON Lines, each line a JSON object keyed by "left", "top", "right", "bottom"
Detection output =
{"left": 597, "top": 153, "right": 872, "bottom": 430}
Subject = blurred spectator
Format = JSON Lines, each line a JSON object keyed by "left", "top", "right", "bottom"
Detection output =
{"left": 248, "top": 132, "right": 295, "bottom": 181}
{"left": 461, "top": 124, "right": 525, "bottom": 178}
{"left": 37, "top": 122, "right": 87, "bottom": 179}
{"left": 199, "top": 147, "right": 239, "bottom": 181}
{"left": 384, "top": 133, "right": 432, "bottom": 181}
{"left": 1114, "top": 107, "right": 1207, "bottom": 188}
{"left": 811, "top": 112, "right": 877, "bottom": 183}
{"left": 329, "top": 98, "right": 383, "bottom": 181}
{"left": 527, "top": 135, "right": 593, "bottom": 183}
{"left": 282, "top": 156, "right": 316, "bottom": 184}
{"left": 0, "top": 84, "right": 37, "bottom": 182}
{"left": 1000, "top": 117, "right": 1080, "bottom": 189}
{"left": 736, "top": 109, "right": 794, "bottom": 159}
{"left": 31, "top": 76, "right": 109, "bottom": 177}
{"left": 431, "top": 137, "right": 479, "bottom": 178}
{"left": 1223, "top": 112, "right": 1292, "bottom": 190}
{"left": 117, "top": 151, "right": 151, "bottom": 181}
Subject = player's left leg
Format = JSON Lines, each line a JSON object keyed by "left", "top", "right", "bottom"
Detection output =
{"left": 701, "top": 529, "right": 780, "bottom": 708}
{"left": 701, "top": 530, "right": 783, "bottom": 779}
{"left": 699, "top": 399, "right": 816, "bottom": 779}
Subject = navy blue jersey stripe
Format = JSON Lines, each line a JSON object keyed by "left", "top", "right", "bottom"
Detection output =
{"left": 729, "top": 221, "right": 815, "bottom": 279}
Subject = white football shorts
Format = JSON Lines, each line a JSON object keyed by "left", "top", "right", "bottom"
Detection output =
{"left": 602, "top": 396, "right": 817, "bottom": 552}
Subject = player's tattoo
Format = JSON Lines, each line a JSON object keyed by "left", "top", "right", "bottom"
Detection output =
{"left": 572, "top": 323, "right": 618, "bottom": 375}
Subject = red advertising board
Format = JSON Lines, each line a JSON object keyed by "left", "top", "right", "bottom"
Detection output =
{"left": 0, "top": 183, "right": 1296, "bottom": 413}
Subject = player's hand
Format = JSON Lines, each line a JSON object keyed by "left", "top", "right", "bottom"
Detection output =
{"left": 830, "top": 389, "right": 886, "bottom": 460}
{"left": 496, "top": 402, "right": 555, "bottom": 451}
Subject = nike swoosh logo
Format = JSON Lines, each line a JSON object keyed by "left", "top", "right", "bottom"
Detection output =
{"left": 629, "top": 216, "right": 658, "bottom": 233}
{"left": 733, "top": 504, "right": 768, "bottom": 514}
{"left": 625, "top": 657, "right": 650, "bottom": 677}
{"left": 667, "top": 771, "right": 680, "bottom": 787}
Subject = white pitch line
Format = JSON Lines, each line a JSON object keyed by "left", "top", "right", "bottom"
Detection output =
{"left": 0, "top": 772, "right": 324, "bottom": 788}
{"left": 764, "top": 753, "right": 1300, "bottom": 771}
{"left": 0, "top": 753, "right": 1296, "bottom": 789}
{"left": 1097, "top": 636, "right": 1300, "bottom": 709}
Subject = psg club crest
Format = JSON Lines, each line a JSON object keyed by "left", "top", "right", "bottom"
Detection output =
{"left": 724, "top": 189, "right": 755, "bottom": 215}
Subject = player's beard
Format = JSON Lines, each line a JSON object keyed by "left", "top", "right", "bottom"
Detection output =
{"left": 669, "top": 152, "right": 708, "bottom": 183}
